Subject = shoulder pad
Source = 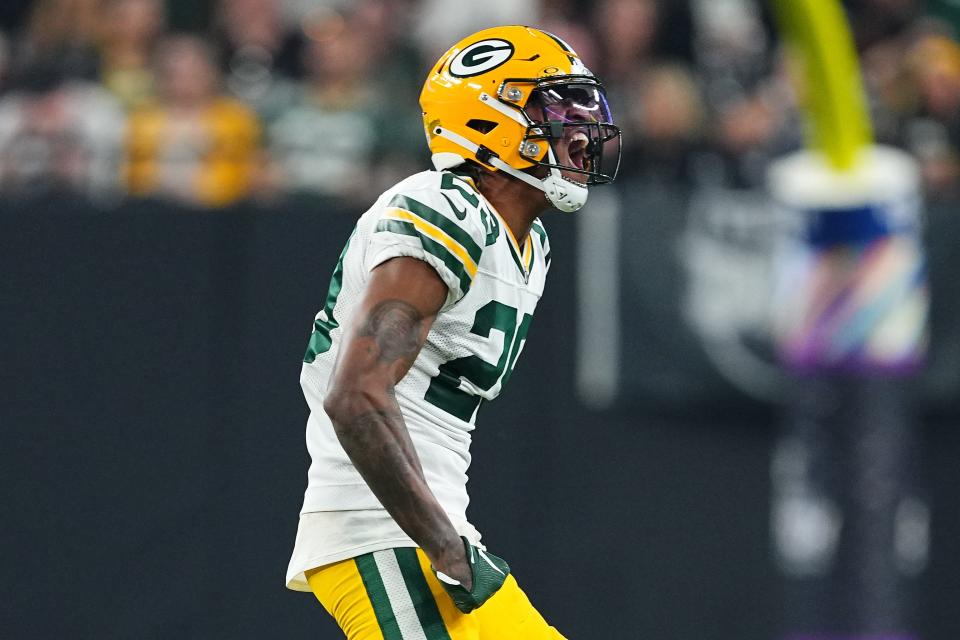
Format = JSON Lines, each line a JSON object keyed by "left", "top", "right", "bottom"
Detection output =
{"left": 370, "top": 172, "right": 489, "bottom": 302}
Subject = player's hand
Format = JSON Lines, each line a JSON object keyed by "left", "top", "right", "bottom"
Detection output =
{"left": 431, "top": 537, "right": 511, "bottom": 613}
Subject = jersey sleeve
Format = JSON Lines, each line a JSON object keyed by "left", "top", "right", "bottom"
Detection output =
{"left": 365, "top": 188, "right": 487, "bottom": 308}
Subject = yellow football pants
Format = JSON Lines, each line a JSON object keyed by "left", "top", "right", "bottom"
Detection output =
{"left": 306, "top": 547, "right": 566, "bottom": 639}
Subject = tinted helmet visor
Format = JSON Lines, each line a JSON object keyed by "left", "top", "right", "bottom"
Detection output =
{"left": 523, "top": 82, "right": 621, "bottom": 185}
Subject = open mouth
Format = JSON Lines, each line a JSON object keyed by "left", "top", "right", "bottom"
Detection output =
{"left": 567, "top": 132, "right": 589, "bottom": 171}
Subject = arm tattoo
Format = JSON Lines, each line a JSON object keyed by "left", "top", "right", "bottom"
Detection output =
{"left": 359, "top": 299, "right": 423, "bottom": 362}
{"left": 327, "top": 300, "right": 457, "bottom": 557}
{"left": 338, "top": 410, "right": 428, "bottom": 494}
{"left": 336, "top": 409, "right": 445, "bottom": 551}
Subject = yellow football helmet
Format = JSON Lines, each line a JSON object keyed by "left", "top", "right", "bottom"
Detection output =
{"left": 420, "top": 25, "right": 621, "bottom": 212}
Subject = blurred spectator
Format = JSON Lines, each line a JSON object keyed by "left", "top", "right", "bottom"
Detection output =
{"left": 686, "top": 0, "right": 798, "bottom": 189}
{"left": 97, "top": 0, "right": 165, "bottom": 110}
{"left": 535, "top": 0, "right": 600, "bottom": 68}
{"left": 903, "top": 34, "right": 960, "bottom": 198}
{"left": 9, "top": 0, "right": 99, "bottom": 82}
{"left": 0, "top": 0, "right": 948, "bottom": 210}
{"left": 333, "top": 0, "right": 426, "bottom": 155}
{"left": 706, "top": 66, "right": 798, "bottom": 189}
{"left": 618, "top": 62, "right": 705, "bottom": 182}
{"left": 265, "top": 9, "right": 421, "bottom": 205}
{"left": 848, "top": 0, "right": 921, "bottom": 48}
{"left": 412, "top": 0, "right": 536, "bottom": 62}
{"left": 0, "top": 60, "right": 123, "bottom": 199}
{"left": 594, "top": 0, "right": 660, "bottom": 82}
{"left": 215, "top": 0, "right": 303, "bottom": 117}
{"left": 690, "top": 0, "right": 771, "bottom": 108}
{"left": 124, "top": 35, "right": 261, "bottom": 207}
{"left": 858, "top": 12, "right": 960, "bottom": 199}
{"left": 861, "top": 29, "right": 915, "bottom": 144}
{"left": 910, "top": 35, "right": 960, "bottom": 126}
{"left": 333, "top": 0, "right": 424, "bottom": 101}
{"left": 590, "top": 0, "right": 663, "bottom": 182}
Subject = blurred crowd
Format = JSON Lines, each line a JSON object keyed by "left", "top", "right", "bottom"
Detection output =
{"left": 0, "top": 0, "right": 957, "bottom": 208}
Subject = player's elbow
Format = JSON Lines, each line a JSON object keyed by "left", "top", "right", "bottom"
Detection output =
{"left": 322, "top": 389, "right": 351, "bottom": 427}
{"left": 322, "top": 386, "right": 383, "bottom": 432}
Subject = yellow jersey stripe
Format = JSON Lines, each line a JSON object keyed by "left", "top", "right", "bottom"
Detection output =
{"left": 383, "top": 207, "right": 479, "bottom": 278}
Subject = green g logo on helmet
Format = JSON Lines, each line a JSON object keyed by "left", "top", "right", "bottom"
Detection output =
{"left": 448, "top": 39, "right": 515, "bottom": 78}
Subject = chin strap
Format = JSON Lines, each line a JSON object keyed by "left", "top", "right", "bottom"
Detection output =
{"left": 432, "top": 125, "right": 588, "bottom": 213}
{"left": 540, "top": 147, "right": 589, "bottom": 213}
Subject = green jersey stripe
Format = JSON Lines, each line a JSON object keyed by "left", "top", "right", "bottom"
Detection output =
{"left": 505, "top": 237, "right": 527, "bottom": 276}
{"left": 531, "top": 221, "right": 548, "bottom": 245}
{"left": 355, "top": 554, "right": 404, "bottom": 640}
{"left": 375, "top": 219, "right": 473, "bottom": 295}
{"left": 531, "top": 222, "right": 551, "bottom": 267}
{"left": 388, "top": 194, "right": 483, "bottom": 263}
{"left": 304, "top": 229, "right": 355, "bottom": 363}
{"left": 393, "top": 549, "right": 453, "bottom": 640}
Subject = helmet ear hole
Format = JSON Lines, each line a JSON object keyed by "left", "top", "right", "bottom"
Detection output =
{"left": 466, "top": 119, "right": 498, "bottom": 134}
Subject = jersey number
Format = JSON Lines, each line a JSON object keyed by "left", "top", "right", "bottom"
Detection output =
{"left": 424, "top": 300, "right": 532, "bottom": 421}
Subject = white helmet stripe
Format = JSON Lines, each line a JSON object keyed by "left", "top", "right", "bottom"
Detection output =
{"left": 548, "top": 32, "right": 575, "bottom": 54}
{"left": 432, "top": 125, "right": 543, "bottom": 189}
{"left": 479, "top": 92, "right": 528, "bottom": 125}
{"left": 432, "top": 125, "right": 481, "bottom": 156}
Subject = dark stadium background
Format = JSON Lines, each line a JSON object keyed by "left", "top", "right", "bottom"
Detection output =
{"left": 3, "top": 1, "right": 960, "bottom": 638}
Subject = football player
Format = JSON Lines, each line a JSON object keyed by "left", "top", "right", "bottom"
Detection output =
{"left": 286, "top": 25, "right": 620, "bottom": 639}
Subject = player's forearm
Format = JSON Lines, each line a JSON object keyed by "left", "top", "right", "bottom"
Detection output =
{"left": 325, "top": 391, "right": 464, "bottom": 563}
{"left": 323, "top": 294, "right": 470, "bottom": 584}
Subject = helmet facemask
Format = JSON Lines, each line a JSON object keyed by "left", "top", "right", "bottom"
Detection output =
{"left": 475, "top": 78, "right": 621, "bottom": 212}
{"left": 520, "top": 82, "right": 621, "bottom": 188}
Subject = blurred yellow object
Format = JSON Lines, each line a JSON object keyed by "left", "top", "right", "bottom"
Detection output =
{"left": 124, "top": 98, "right": 261, "bottom": 207}
{"left": 773, "top": 0, "right": 873, "bottom": 171}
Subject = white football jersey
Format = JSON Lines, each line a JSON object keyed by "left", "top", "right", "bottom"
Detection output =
{"left": 287, "top": 169, "right": 551, "bottom": 590}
